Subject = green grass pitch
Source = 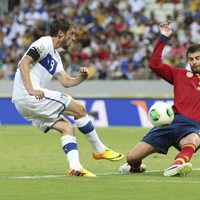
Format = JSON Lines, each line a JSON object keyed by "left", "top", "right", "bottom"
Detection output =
{"left": 0, "top": 126, "right": 200, "bottom": 200}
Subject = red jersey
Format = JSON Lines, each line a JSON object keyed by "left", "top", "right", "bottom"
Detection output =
{"left": 150, "top": 36, "right": 200, "bottom": 124}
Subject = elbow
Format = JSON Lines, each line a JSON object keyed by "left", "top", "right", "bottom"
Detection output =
{"left": 61, "top": 83, "right": 68, "bottom": 88}
{"left": 149, "top": 56, "right": 160, "bottom": 69}
{"left": 61, "top": 82, "right": 70, "bottom": 88}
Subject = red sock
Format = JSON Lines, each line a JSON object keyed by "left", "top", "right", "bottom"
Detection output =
{"left": 172, "top": 144, "right": 196, "bottom": 166}
{"left": 127, "top": 160, "right": 143, "bottom": 173}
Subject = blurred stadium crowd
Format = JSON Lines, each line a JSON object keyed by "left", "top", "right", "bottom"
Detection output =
{"left": 0, "top": 0, "right": 200, "bottom": 80}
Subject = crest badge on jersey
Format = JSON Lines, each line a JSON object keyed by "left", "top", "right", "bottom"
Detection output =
{"left": 186, "top": 72, "right": 193, "bottom": 78}
{"left": 37, "top": 45, "right": 45, "bottom": 54}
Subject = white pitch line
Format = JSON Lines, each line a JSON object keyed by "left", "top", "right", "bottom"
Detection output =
{"left": 8, "top": 171, "right": 154, "bottom": 179}
{"left": 126, "top": 179, "right": 200, "bottom": 184}
{"left": 9, "top": 168, "right": 200, "bottom": 179}
{"left": 192, "top": 168, "right": 200, "bottom": 170}
{"left": 9, "top": 175, "right": 66, "bottom": 179}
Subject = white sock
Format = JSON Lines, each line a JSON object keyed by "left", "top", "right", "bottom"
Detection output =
{"left": 75, "top": 115, "right": 106, "bottom": 152}
{"left": 61, "top": 135, "right": 82, "bottom": 170}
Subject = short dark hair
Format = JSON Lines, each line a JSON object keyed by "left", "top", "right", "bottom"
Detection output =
{"left": 186, "top": 44, "right": 200, "bottom": 57}
{"left": 50, "top": 18, "right": 74, "bottom": 37}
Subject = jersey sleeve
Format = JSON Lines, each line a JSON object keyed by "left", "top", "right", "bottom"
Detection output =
{"left": 25, "top": 37, "right": 52, "bottom": 62}
{"left": 149, "top": 35, "right": 180, "bottom": 84}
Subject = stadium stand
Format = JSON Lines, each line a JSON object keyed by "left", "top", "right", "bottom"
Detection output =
{"left": 0, "top": 0, "right": 199, "bottom": 80}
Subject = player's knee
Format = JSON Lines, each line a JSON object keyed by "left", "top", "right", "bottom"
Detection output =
{"left": 59, "top": 124, "right": 75, "bottom": 135}
{"left": 180, "top": 133, "right": 200, "bottom": 147}
{"left": 76, "top": 104, "right": 87, "bottom": 118}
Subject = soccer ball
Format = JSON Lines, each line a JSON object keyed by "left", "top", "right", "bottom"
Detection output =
{"left": 148, "top": 102, "right": 174, "bottom": 127}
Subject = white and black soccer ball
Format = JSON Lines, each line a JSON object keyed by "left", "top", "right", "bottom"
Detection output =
{"left": 148, "top": 102, "right": 174, "bottom": 127}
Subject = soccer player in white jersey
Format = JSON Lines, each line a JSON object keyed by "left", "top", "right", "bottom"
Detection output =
{"left": 12, "top": 18, "right": 124, "bottom": 177}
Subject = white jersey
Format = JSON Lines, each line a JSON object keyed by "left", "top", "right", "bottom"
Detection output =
{"left": 12, "top": 36, "right": 64, "bottom": 102}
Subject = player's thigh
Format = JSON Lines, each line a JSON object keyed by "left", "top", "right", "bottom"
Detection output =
{"left": 51, "top": 120, "right": 75, "bottom": 136}
{"left": 127, "top": 141, "right": 157, "bottom": 161}
{"left": 64, "top": 98, "right": 87, "bottom": 118}
{"left": 179, "top": 133, "right": 200, "bottom": 148}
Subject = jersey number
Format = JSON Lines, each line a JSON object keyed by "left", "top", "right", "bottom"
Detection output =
{"left": 39, "top": 54, "right": 58, "bottom": 75}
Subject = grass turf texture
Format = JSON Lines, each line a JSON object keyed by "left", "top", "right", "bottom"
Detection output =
{"left": 0, "top": 126, "right": 200, "bottom": 200}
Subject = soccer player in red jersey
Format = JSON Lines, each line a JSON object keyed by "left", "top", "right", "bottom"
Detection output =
{"left": 119, "top": 21, "right": 200, "bottom": 176}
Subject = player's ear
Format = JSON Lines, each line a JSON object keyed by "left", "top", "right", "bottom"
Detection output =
{"left": 57, "top": 29, "right": 64, "bottom": 38}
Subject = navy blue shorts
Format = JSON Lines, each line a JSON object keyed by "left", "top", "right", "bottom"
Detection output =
{"left": 142, "top": 114, "right": 200, "bottom": 154}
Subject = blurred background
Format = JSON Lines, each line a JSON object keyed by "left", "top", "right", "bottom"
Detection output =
{"left": 0, "top": 0, "right": 200, "bottom": 81}
{"left": 0, "top": 0, "right": 199, "bottom": 126}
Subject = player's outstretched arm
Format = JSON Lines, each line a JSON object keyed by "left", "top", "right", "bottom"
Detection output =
{"left": 149, "top": 21, "right": 175, "bottom": 83}
{"left": 55, "top": 67, "right": 89, "bottom": 88}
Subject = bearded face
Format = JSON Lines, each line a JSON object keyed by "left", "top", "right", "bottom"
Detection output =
{"left": 187, "top": 52, "right": 200, "bottom": 74}
{"left": 60, "top": 27, "right": 75, "bottom": 51}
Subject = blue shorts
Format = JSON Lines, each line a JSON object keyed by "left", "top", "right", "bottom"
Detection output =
{"left": 142, "top": 114, "right": 200, "bottom": 154}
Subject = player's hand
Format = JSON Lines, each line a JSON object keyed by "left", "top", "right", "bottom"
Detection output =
{"left": 28, "top": 89, "right": 44, "bottom": 100}
{"left": 79, "top": 67, "right": 89, "bottom": 80}
{"left": 159, "top": 21, "right": 172, "bottom": 37}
